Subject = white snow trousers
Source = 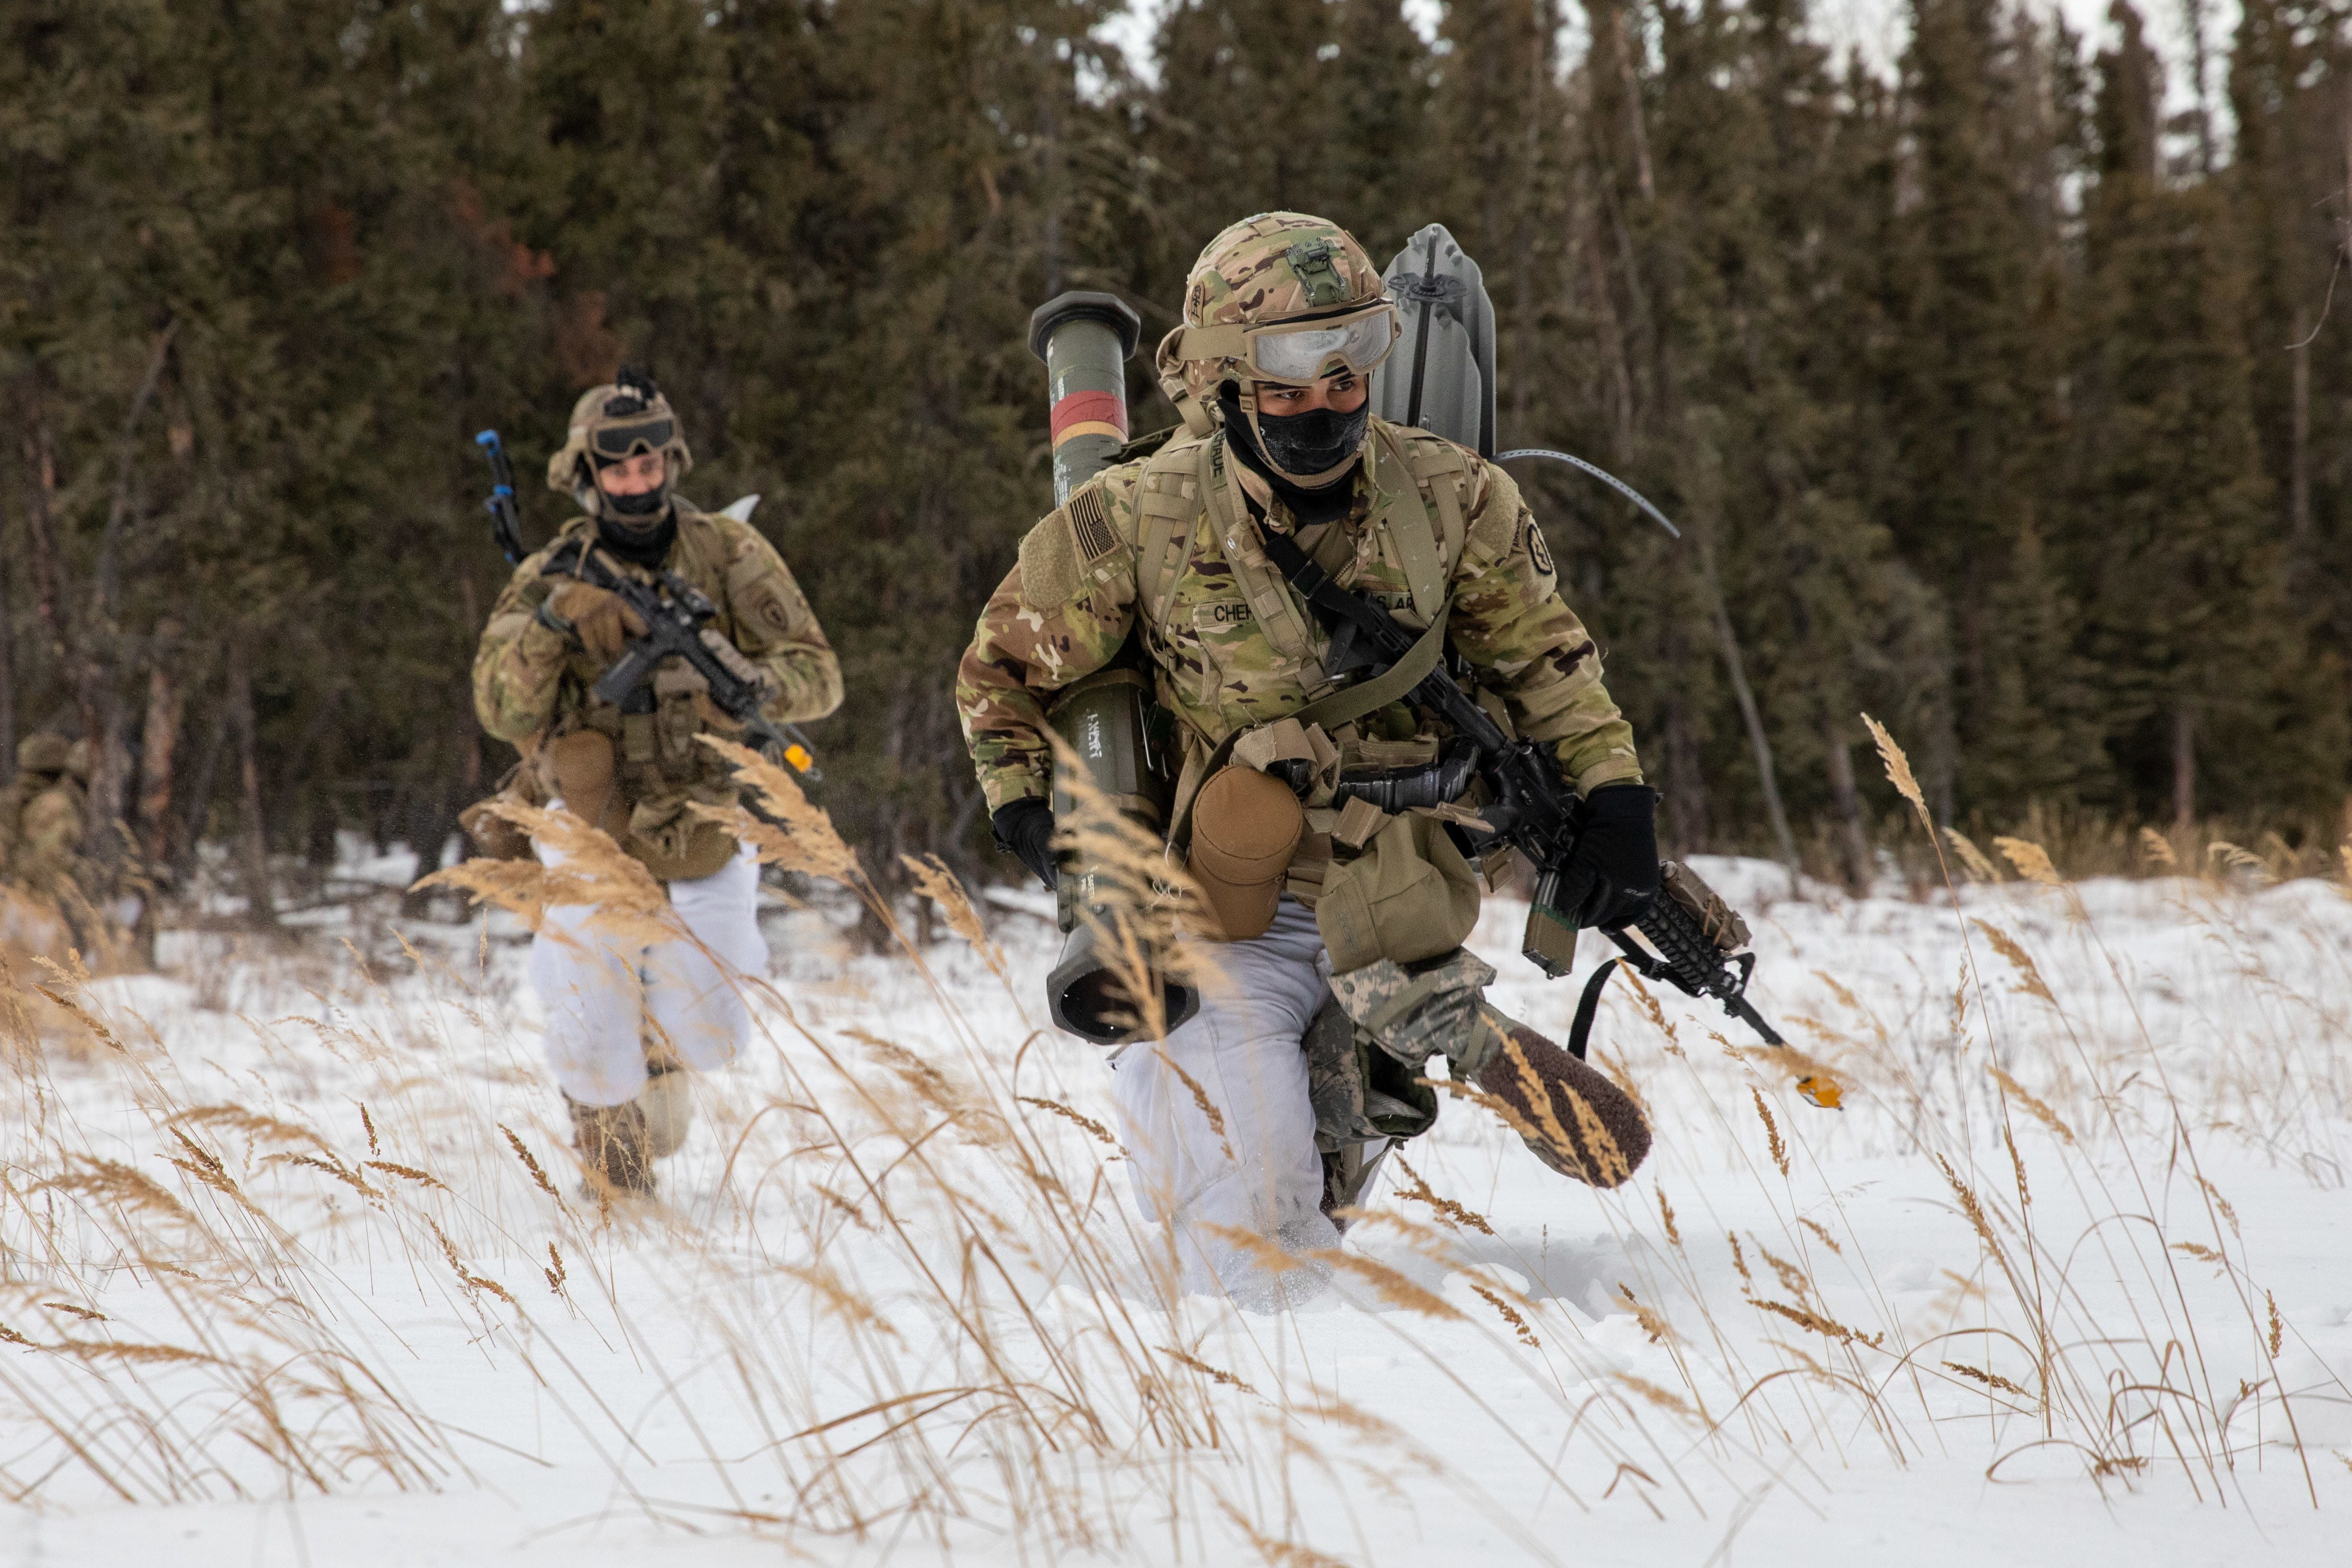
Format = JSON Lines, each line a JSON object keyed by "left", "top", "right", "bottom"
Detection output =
{"left": 528, "top": 837, "right": 767, "bottom": 1108}
{"left": 1110, "top": 898, "right": 1351, "bottom": 1307}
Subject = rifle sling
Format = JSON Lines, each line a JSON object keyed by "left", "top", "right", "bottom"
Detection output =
{"left": 1566, "top": 957, "right": 1625, "bottom": 1061}
{"left": 1162, "top": 526, "right": 1454, "bottom": 853}
{"left": 1252, "top": 523, "right": 1452, "bottom": 736}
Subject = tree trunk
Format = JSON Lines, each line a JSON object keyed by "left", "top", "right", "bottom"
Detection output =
{"left": 2292, "top": 307, "right": 2311, "bottom": 562}
{"left": 228, "top": 647, "right": 274, "bottom": 924}
{"left": 1658, "top": 616, "right": 1709, "bottom": 853}
{"left": 1822, "top": 714, "right": 1872, "bottom": 895}
{"left": 2171, "top": 704, "right": 2195, "bottom": 833}
{"left": 1608, "top": 5, "right": 1655, "bottom": 202}
{"left": 1698, "top": 531, "right": 1798, "bottom": 870}
{"left": 0, "top": 508, "right": 14, "bottom": 783}
{"left": 20, "top": 415, "right": 66, "bottom": 645}
{"left": 130, "top": 636, "right": 181, "bottom": 968}
{"left": 180, "top": 706, "right": 232, "bottom": 888}
{"left": 137, "top": 626, "right": 181, "bottom": 867}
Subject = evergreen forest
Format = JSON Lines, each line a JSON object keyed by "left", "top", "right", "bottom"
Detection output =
{"left": 6, "top": 0, "right": 2351, "bottom": 913}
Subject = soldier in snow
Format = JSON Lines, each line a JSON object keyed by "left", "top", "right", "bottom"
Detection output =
{"left": 0, "top": 734, "right": 95, "bottom": 916}
{"left": 958, "top": 214, "right": 1656, "bottom": 1305}
{"left": 473, "top": 371, "right": 841, "bottom": 1193}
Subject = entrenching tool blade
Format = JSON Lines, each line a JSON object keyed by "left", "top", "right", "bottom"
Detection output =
{"left": 1371, "top": 223, "right": 1497, "bottom": 457}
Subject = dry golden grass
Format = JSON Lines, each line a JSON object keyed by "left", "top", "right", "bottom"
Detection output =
{"left": 0, "top": 717, "right": 2340, "bottom": 1555}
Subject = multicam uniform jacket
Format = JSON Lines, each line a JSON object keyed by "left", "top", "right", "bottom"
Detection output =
{"left": 957, "top": 417, "right": 1641, "bottom": 828}
{"left": 0, "top": 775, "right": 87, "bottom": 905}
{"left": 474, "top": 500, "right": 841, "bottom": 879}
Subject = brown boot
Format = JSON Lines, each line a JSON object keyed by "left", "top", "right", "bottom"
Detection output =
{"left": 567, "top": 1095, "right": 656, "bottom": 1196}
{"left": 639, "top": 1029, "right": 694, "bottom": 1160}
{"left": 1471, "top": 1014, "right": 1651, "bottom": 1187}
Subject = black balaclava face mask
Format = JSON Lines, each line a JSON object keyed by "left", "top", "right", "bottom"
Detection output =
{"left": 1219, "top": 385, "right": 1361, "bottom": 529}
{"left": 591, "top": 456, "right": 677, "bottom": 566}
{"left": 1257, "top": 400, "right": 1369, "bottom": 479}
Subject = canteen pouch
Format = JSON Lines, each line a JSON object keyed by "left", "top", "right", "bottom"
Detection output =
{"left": 1186, "top": 765, "right": 1304, "bottom": 941}
{"left": 548, "top": 729, "right": 620, "bottom": 837}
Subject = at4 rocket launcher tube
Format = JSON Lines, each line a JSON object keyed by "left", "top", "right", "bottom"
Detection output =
{"left": 1029, "top": 291, "right": 1144, "bottom": 506}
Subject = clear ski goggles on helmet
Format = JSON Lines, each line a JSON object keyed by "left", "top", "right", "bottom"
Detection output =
{"left": 588, "top": 415, "right": 676, "bottom": 460}
{"left": 1178, "top": 299, "right": 1400, "bottom": 385}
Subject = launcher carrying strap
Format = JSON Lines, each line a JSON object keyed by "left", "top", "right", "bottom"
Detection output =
{"left": 1561, "top": 938, "right": 1757, "bottom": 1061}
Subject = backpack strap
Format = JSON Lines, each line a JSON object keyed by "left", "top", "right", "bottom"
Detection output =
{"left": 1199, "top": 436, "right": 1318, "bottom": 663}
{"left": 1394, "top": 431, "right": 1472, "bottom": 571}
{"left": 1134, "top": 441, "right": 1202, "bottom": 629}
{"left": 1368, "top": 424, "right": 1449, "bottom": 623}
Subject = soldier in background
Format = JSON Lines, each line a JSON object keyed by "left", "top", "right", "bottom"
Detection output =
{"left": 0, "top": 735, "right": 93, "bottom": 909}
{"left": 958, "top": 214, "right": 1656, "bottom": 1306}
{"left": 473, "top": 370, "right": 842, "bottom": 1194}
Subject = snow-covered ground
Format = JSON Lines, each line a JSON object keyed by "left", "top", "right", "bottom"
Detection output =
{"left": 3, "top": 846, "right": 2349, "bottom": 1566}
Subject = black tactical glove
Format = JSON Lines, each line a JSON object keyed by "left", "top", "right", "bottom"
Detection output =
{"left": 991, "top": 797, "right": 1059, "bottom": 890}
{"left": 1554, "top": 783, "right": 1660, "bottom": 931}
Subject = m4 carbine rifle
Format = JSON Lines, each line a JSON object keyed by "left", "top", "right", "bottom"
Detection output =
{"left": 474, "top": 429, "right": 819, "bottom": 780}
{"left": 1251, "top": 516, "right": 1834, "bottom": 1107}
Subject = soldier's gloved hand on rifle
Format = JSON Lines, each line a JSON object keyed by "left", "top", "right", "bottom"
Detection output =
{"left": 540, "top": 581, "right": 648, "bottom": 662}
{"left": 1555, "top": 783, "right": 1661, "bottom": 930}
{"left": 991, "top": 798, "right": 1059, "bottom": 890}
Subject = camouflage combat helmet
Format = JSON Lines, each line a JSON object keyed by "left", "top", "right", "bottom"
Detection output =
{"left": 545, "top": 367, "right": 695, "bottom": 524}
{"left": 16, "top": 734, "right": 72, "bottom": 777}
{"left": 1156, "top": 212, "right": 1397, "bottom": 485}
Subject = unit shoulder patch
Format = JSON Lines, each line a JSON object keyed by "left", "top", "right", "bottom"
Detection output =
{"left": 1525, "top": 516, "right": 1554, "bottom": 577}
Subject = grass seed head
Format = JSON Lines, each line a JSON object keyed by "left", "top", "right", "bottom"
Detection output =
{"left": 1751, "top": 1089, "right": 1790, "bottom": 1176}
{"left": 1992, "top": 835, "right": 2062, "bottom": 886}
{"left": 1943, "top": 1360, "right": 2032, "bottom": 1399}
{"left": 1860, "top": 713, "right": 1931, "bottom": 832}
{"left": 1943, "top": 828, "right": 2002, "bottom": 882}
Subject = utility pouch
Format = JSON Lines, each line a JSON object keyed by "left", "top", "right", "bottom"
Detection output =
{"left": 1229, "top": 717, "right": 1339, "bottom": 804}
{"left": 548, "top": 729, "right": 620, "bottom": 837}
{"left": 1315, "top": 811, "right": 1480, "bottom": 975}
{"left": 1304, "top": 995, "right": 1439, "bottom": 1153}
{"left": 653, "top": 660, "right": 710, "bottom": 778}
{"left": 1327, "top": 946, "right": 1498, "bottom": 1071}
{"left": 622, "top": 711, "right": 658, "bottom": 767}
{"left": 627, "top": 796, "right": 738, "bottom": 884}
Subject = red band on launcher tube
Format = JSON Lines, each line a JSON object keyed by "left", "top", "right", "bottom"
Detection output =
{"left": 1049, "top": 390, "right": 1128, "bottom": 447}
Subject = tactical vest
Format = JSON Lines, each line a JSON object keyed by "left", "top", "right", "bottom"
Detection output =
{"left": 0, "top": 772, "right": 86, "bottom": 896}
{"left": 534, "top": 504, "right": 755, "bottom": 882}
{"left": 1119, "top": 421, "right": 1467, "bottom": 809}
{"left": 1129, "top": 421, "right": 1470, "bottom": 669}
{"left": 1116, "top": 421, "right": 1495, "bottom": 895}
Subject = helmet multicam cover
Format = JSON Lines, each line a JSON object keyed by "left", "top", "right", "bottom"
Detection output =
{"left": 1156, "top": 212, "right": 1395, "bottom": 406}
{"left": 16, "top": 734, "right": 71, "bottom": 776}
{"left": 545, "top": 369, "right": 695, "bottom": 517}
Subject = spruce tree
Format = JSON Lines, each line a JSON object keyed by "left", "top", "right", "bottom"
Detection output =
{"left": 2074, "top": 2, "right": 2342, "bottom": 822}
